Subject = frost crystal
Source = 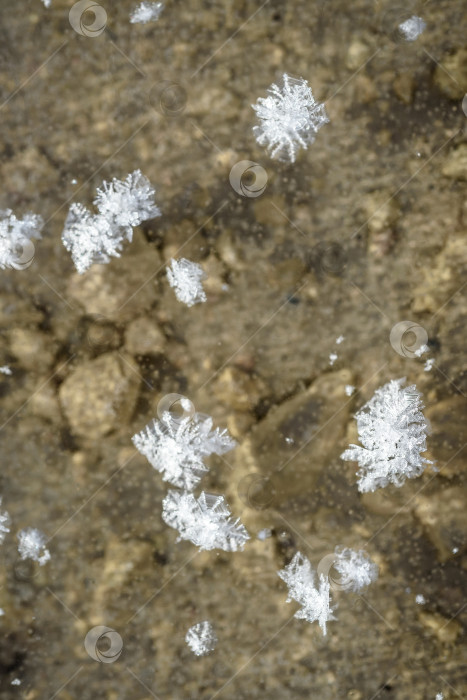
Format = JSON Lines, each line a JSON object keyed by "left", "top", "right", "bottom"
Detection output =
{"left": 252, "top": 74, "right": 329, "bottom": 163}
{"left": 62, "top": 170, "right": 160, "bottom": 274}
{"left": 162, "top": 490, "right": 250, "bottom": 552}
{"left": 130, "top": 1, "right": 164, "bottom": 23}
{"left": 185, "top": 621, "right": 217, "bottom": 656}
{"left": 17, "top": 527, "right": 50, "bottom": 566}
{"left": 333, "top": 547, "right": 378, "bottom": 592}
{"left": 0, "top": 498, "right": 11, "bottom": 544}
{"left": 341, "top": 378, "right": 432, "bottom": 493}
{"left": 278, "top": 552, "right": 335, "bottom": 635}
{"left": 0, "top": 366, "right": 12, "bottom": 375}
{"left": 0, "top": 209, "right": 43, "bottom": 270}
{"left": 167, "top": 258, "right": 207, "bottom": 306}
{"left": 132, "top": 411, "right": 236, "bottom": 490}
{"left": 398, "top": 15, "right": 426, "bottom": 41}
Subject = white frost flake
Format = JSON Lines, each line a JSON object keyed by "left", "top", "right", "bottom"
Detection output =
{"left": 167, "top": 258, "right": 207, "bottom": 306}
{"left": 333, "top": 547, "right": 378, "bottom": 592}
{"left": 252, "top": 73, "right": 329, "bottom": 163}
{"left": 0, "top": 498, "right": 11, "bottom": 544}
{"left": 162, "top": 490, "right": 250, "bottom": 552}
{"left": 278, "top": 552, "right": 335, "bottom": 635}
{"left": 185, "top": 621, "right": 217, "bottom": 656}
{"left": 341, "top": 378, "right": 432, "bottom": 492}
{"left": 398, "top": 15, "right": 426, "bottom": 41}
{"left": 62, "top": 170, "right": 160, "bottom": 274}
{"left": 130, "top": 1, "right": 164, "bottom": 23}
{"left": 132, "top": 411, "right": 236, "bottom": 490}
{"left": 17, "top": 527, "right": 50, "bottom": 566}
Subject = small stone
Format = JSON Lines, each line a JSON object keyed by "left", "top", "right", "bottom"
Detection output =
{"left": 59, "top": 353, "right": 140, "bottom": 439}
{"left": 7, "top": 328, "right": 55, "bottom": 372}
{"left": 433, "top": 48, "right": 467, "bottom": 100}
{"left": 442, "top": 144, "right": 467, "bottom": 181}
{"left": 414, "top": 486, "right": 467, "bottom": 561}
{"left": 393, "top": 72, "right": 415, "bottom": 104}
{"left": 124, "top": 317, "right": 165, "bottom": 356}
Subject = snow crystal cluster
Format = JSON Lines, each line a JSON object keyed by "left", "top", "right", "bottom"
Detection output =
{"left": 333, "top": 547, "right": 379, "bottom": 593}
{"left": 398, "top": 15, "right": 426, "bottom": 42}
{"left": 278, "top": 552, "right": 335, "bottom": 635}
{"left": 185, "top": 620, "right": 217, "bottom": 656}
{"left": 133, "top": 405, "right": 248, "bottom": 551}
{"left": 341, "top": 378, "right": 432, "bottom": 493}
{"left": 0, "top": 209, "right": 43, "bottom": 270}
{"left": 130, "top": 1, "right": 164, "bottom": 23}
{"left": 62, "top": 170, "right": 160, "bottom": 274}
{"left": 252, "top": 74, "right": 329, "bottom": 163}
{"left": 163, "top": 491, "right": 249, "bottom": 552}
{"left": 17, "top": 527, "right": 51, "bottom": 566}
{"left": 132, "top": 411, "right": 236, "bottom": 490}
{"left": 167, "top": 258, "right": 207, "bottom": 307}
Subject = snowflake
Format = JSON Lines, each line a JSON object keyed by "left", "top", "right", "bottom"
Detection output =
{"left": 130, "top": 1, "right": 164, "bottom": 23}
{"left": 424, "top": 358, "right": 435, "bottom": 372}
{"left": 415, "top": 594, "right": 426, "bottom": 605}
{"left": 252, "top": 74, "right": 329, "bottom": 163}
{"left": 0, "top": 366, "right": 12, "bottom": 375}
{"left": 278, "top": 552, "right": 335, "bottom": 635}
{"left": 398, "top": 15, "right": 426, "bottom": 41}
{"left": 341, "top": 378, "right": 432, "bottom": 492}
{"left": 0, "top": 209, "right": 43, "bottom": 270}
{"left": 17, "top": 527, "right": 50, "bottom": 566}
{"left": 167, "top": 258, "right": 207, "bottom": 306}
{"left": 0, "top": 498, "right": 11, "bottom": 544}
{"left": 333, "top": 547, "right": 378, "bottom": 592}
{"left": 162, "top": 490, "right": 250, "bottom": 552}
{"left": 62, "top": 170, "right": 160, "bottom": 274}
{"left": 132, "top": 411, "right": 236, "bottom": 490}
{"left": 185, "top": 621, "right": 217, "bottom": 656}
{"left": 345, "top": 384, "right": 355, "bottom": 396}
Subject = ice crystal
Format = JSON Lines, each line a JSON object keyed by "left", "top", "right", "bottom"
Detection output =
{"left": 162, "top": 490, "right": 250, "bottom": 552}
{"left": 345, "top": 384, "right": 355, "bottom": 396}
{"left": 415, "top": 594, "right": 426, "bottom": 605}
{"left": 132, "top": 411, "right": 236, "bottom": 490}
{"left": 252, "top": 74, "right": 329, "bottom": 163}
{"left": 278, "top": 552, "right": 335, "bottom": 635}
{"left": 341, "top": 378, "right": 432, "bottom": 493}
{"left": 17, "top": 527, "right": 50, "bottom": 566}
{"left": 333, "top": 547, "right": 378, "bottom": 592}
{"left": 185, "top": 621, "right": 217, "bottom": 656}
{"left": 130, "top": 1, "right": 164, "bottom": 23}
{"left": 398, "top": 15, "right": 426, "bottom": 41}
{"left": 0, "top": 498, "right": 11, "bottom": 544}
{"left": 0, "top": 366, "right": 12, "bottom": 375}
{"left": 167, "top": 258, "right": 207, "bottom": 307}
{"left": 62, "top": 170, "right": 160, "bottom": 274}
{"left": 424, "top": 358, "right": 435, "bottom": 372}
{"left": 0, "top": 209, "right": 43, "bottom": 270}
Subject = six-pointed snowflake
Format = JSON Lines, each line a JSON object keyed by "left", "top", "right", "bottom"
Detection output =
{"left": 162, "top": 490, "right": 250, "bottom": 552}
{"left": 167, "top": 258, "right": 207, "bottom": 306}
{"left": 185, "top": 620, "right": 217, "bottom": 656}
{"left": 333, "top": 547, "right": 378, "bottom": 592}
{"left": 62, "top": 170, "right": 160, "bottom": 274}
{"left": 341, "top": 378, "right": 432, "bottom": 492}
{"left": 17, "top": 527, "right": 51, "bottom": 566}
{"left": 278, "top": 552, "right": 335, "bottom": 635}
{"left": 132, "top": 411, "right": 236, "bottom": 490}
{"left": 252, "top": 74, "right": 329, "bottom": 163}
